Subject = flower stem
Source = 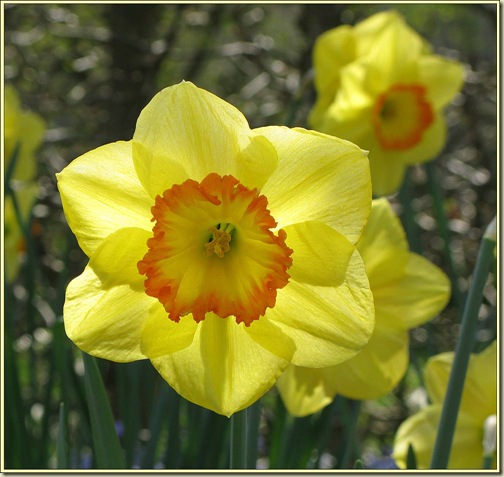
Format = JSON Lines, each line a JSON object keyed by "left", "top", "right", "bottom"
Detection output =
{"left": 230, "top": 408, "right": 248, "bottom": 469}
{"left": 337, "top": 399, "right": 361, "bottom": 469}
{"left": 425, "top": 161, "right": 464, "bottom": 314}
{"left": 429, "top": 217, "right": 496, "bottom": 469}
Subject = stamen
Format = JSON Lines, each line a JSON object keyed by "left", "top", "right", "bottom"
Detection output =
{"left": 205, "top": 226, "right": 232, "bottom": 258}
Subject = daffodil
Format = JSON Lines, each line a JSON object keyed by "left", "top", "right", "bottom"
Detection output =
{"left": 57, "top": 81, "right": 374, "bottom": 417}
{"left": 276, "top": 198, "right": 450, "bottom": 416}
{"left": 4, "top": 183, "right": 39, "bottom": 282}
{"left": 309, "top": 10, "right": 464, "bottom": 196}
{"left": 5, "top": 85, "right": 45, "bottom": 182}
{"left": 393, "top": 341, "right": 497, "bottom": 469}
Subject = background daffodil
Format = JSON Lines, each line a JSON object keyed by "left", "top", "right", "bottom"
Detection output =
{"left": 5, "top": 84, "right": 46, "bottom": 182}
{"left": 309, "top": 10, "right": 465, "bottom": 196}
{"left": 393, "top": 341, "right": 497, "bottom": 469}
{"left": 4, "top": 85, "right": 44, "bottom": 282}
{"left": 57, "top": 81, "right": 374, "bottom": 417}
{"left": 276, "top": 198, "right": 451, "bottom": 416}
{"left": 4, "top": 183, "right": 39, "bottom": 282}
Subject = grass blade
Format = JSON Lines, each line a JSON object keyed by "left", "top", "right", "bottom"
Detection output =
{"left": 82, "top": 352, "right": 126, "bottom": 469}
{"left": 57, "top": 403, "right": 68, "bottom": 469}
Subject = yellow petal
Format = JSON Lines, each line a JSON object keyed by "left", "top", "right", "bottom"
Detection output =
{"left": 267, "top": 249, "right": 374, "bottom": 367}
{"left": 353, "top": 10, "right": 432, "bottom": 57}
{"left": 14, "top": 110, "right": 46, "bottom": 181}
{"left": 284, "top": 220, "right": 356, "bottom": 287}
{"left": 328, "top": 62, "right": 375, "bottom": 127}
{"left": 150, "top": 314, "right": 290, "bottom": 416}
{"left": 353, "top": 11, "right": 408, "bottom": 55}
{"left": 140, "top": 304, "right": 198, "bottom": 358}
{"left": 418, "top": 55, "right": 465, "bottom": 109}
{"left": 357, "top": 198, "right": 409, "bottom": 288}
{"left": 373, "top": 252, "right": 450, "bottom": 330}
{"left": 256, "top": 126, "right": 371, "bottom": 244}
{"left": 393, "top": 405, "right": 487, "bottom": 469}
{"left": 329, "top": 325, "right": 409, "bottom": 400}
{"left": 425, "top": 342, "right": 496, "bottom": 420}
{"left": 88, "top": 227, "right": 150, "bottom": 290}
{"left": 368, "top": 150, "right": 408, "bottom": 197}
{"left": 309, "top": 61, "right": 374, "bottom": 146}
{"left": 276, "top": 365, "right": 337, "bottom": 417}
{"left": 56, "top": 141, "right": 153, "bottom": 257}
{"left": 277, "top": 326, "right": 409, "bottom": 416}
{"left": 245, "top": 317, "right": 296, "bottom": 362}
{"left": 312, "top": 25, "right": 355, "bottom": 96}
{"left": 64, "top": 265, "right": 151, "bottom": 362}
{"left": 4, "top": 85, "right": 45, "bottom": 182}
{"left": 362, "top": 19, "right": 424, "bottom": 94}
{"left": 132, "top": 81, "right": 277, "bottom": 198}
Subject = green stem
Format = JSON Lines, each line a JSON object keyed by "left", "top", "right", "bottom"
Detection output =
{"left": 430, "top": 219, "right": 496, "bottom": 469}
{"left": 397, "top": 168, "right": 422, "bottom": 254}
{"left": 425, "top": 161, "right": 464, "bottom": 314}
{"left": 230, "top": 408, "right": 248, "bottom": 469}
{"left": 482, "top": 455, "right": 494, "bottom": 469}
{"left": 337, "top": 399, "right": 361, "bottom": 469}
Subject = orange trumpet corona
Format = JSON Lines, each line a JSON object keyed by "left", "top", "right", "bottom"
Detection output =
{"left": 138, "top": 173, "right": 293, "bottom": 326}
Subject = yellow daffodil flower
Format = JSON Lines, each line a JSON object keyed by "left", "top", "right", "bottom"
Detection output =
{"left": 276, "top": 198, "right": 450, "bottom": 416}
{"left": 56, "top": 81, "right": 374, "bottom": 417}
{"left": 309, "top": 11, "right": 464, "bottom": 196}
{"left": 393, "top": 341, "right": 497, "bottom": 469}
{"left": 5, "top": 85, "right": 45, "bottom": 182}
{"left": 4, "top": 183, "right": 39, "bottom": 282}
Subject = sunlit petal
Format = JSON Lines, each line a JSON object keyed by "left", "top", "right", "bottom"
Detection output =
{"left": 150, "top": 314, "right": 290, "bottom": 416}
{"left": 257, "top": 126, "right": 371, "bottom": 244}
{"left": 267, "top": 250, "right": 374, "bottom": 367}
{"left": 132, "top": 81, "right": 278, "bottom": 198}
{"left": 284, "top": 220, "right": 355, "bottom": 287}
{"left": 56, "top": 141, "right": 153, "bottom": 257}
{"left": 64, "top": 265, "right": 151, "bottom": 362}
{"left": 373, "top": 252, "right": 450, "bottom": 330}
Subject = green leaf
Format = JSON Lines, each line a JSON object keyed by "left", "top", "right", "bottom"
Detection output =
{"left": 353, "top": 459, "right": 364, "bottom": 469}
{"left": 57, "top": 403, "right": 68, "bottom": 469}
{"left": 82, "top": 352, "right": 126, "bottom": 469}
{"left": 406, "top": 443, "right": 417, "bottom": 469}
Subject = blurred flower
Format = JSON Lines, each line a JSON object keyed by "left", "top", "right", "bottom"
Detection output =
{"left": 57, "top": 81, "right": 374, "bottom": 416}
{"left": 276, "top": 198, "right": 450, "bottom": 416}
{"left": 4, "top": 183, "right": 39, "bottom": 282}
{"left": 4, "top": 85, "right": 44, "bottom": 282}
{"left": 393, "top": 341, "right": 497, "bottom": 469}
{"left": 4, "top": 84, "right": 45, "bottom": 182}
{"left": 309, "top": 10, "right": 464, "bottom": 196}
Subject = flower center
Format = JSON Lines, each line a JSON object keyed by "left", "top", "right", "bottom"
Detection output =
{"left": 138, "top": 173, "right": 293, "bottom": 326}
{"left": 205, "top": 223, "right": 234, "bottom": 258}
{"left": 371, "top": 83, "right": 434, "bottom": 151}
